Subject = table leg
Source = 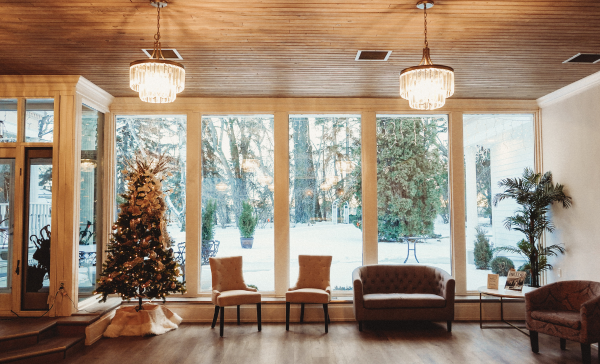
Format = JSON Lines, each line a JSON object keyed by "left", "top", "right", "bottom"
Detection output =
{"left": 479, "top": 293, "right": 483, "bottom": 329}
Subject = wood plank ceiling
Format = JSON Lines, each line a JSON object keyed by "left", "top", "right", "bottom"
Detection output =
{"left": 0, "top": 0, "right": 599, "bottom": 99}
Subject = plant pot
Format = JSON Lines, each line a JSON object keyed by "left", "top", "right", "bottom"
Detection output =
{"left": 0, "top": 250, "right": 7, "bottom": 260}
{"left": 240, "top": 237, "right": 254, "bottom": 249}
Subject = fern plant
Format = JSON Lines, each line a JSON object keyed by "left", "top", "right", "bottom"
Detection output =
{"left": 493, "top": 168, "right": 572, "bottom": 287}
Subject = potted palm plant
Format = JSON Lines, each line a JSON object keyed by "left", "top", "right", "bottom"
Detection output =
{"left": 493, "top": 168, "right": 572, "bottom": 287}
{"left": 238, "top": 200, "right": 258, "bottom": 249}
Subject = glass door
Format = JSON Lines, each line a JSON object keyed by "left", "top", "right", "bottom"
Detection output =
{"left": 0, "top": 159, "right": 15, "bottom": 293}
{"left": 21, "top": 148, "right": 53, "bottom": 311}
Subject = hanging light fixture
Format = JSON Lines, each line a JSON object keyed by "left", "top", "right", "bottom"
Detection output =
{"left": 130, "top": 0, "right": 185, "bottom": 103}
{"left": 399, "top": 0, "right": 454, "bottom": 110}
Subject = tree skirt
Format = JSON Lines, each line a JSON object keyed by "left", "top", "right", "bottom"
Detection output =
{"left": 104, "top": 304, "right": 182, "bottom": 338}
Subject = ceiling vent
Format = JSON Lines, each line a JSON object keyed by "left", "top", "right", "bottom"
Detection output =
{"left": 142, "top": 48, "right": 183, "bottom": 60}
{"left": 563, "top": 53, "right": 600, "bottom": 64}
{"left": 355, "top": 50, "right": 392, "bottom": 61}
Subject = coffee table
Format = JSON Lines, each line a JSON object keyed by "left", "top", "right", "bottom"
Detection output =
{"left": 478, "top": 286, "right": 536, "bottom": 336}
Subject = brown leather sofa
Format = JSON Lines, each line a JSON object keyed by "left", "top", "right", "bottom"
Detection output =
{"left": 526, "top": 280, "right": 600, "bottom": 364}
{"left": 352, "top": 264, "right": 455, "bottom": 332}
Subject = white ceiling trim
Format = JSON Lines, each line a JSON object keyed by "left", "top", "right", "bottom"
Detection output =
{"left": 537, "top": 70, "right": 600, "bottom": 108}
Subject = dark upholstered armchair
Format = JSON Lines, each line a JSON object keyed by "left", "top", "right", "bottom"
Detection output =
{"left": 526, "top": 280, "right": 600, "bottom": 364}
{"left": 352, "top": 265, "right": 455, "bottom": 332}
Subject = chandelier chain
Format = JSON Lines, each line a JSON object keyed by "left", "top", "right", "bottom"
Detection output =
{"left": 153, "top": 2, "right": 164, "bottom": 59}
{"left": 424, "top": 4, "right": 428, "bottom": 48}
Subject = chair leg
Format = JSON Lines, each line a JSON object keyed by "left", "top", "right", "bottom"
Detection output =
{"left": 237, "top": 305, "right": 241, "bottom": 325}
{"left": 300, "top": 303, "right": 305, "bottom": 323}
{"left": 323, "top": 304, "right": 329, "bottom": 334}
{"left": 211, "top": 305, "right": 219, "bottom": 329}
{"left": 581, "top": 343, "right": 591, "bottom": 364}
{"left": 447, "top": 320, "right": 452, "bottom": 333}
{"left": 257, "top": 303, "right": 262, "bottom": 332}
{"left": 286, "top": 302, "right": 290, "bottom": 331}
{"left": 219, "top": 306, "right": 225, "bottom": 337}
{"left": 530, "top": 331, "right": 539, "bottom": 353}
{"left": 560, "top": 338, "right": 567, "bottom": 350}
{"left": 358, "top": 321, "right": 363, "bottom": 332}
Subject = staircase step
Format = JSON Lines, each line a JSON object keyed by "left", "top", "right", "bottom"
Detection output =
{"left": 0, "top": 334, "right": 84, "bottom": 364}
{"left": 0, "top": 319, "right": 57, "bottom": 353}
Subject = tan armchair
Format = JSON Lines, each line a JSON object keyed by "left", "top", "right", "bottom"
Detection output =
{"left": 209, "top": 256, "right": 262, "bottom": 337}
{"left": 526, "top": 280, "right": 600, "bottom": 364}
{"left": 286, "top": 255, "right": 332, "bottom": 333}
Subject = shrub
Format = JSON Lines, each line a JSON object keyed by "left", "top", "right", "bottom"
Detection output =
{"left": 490, "top": 256, "right": 515, "bottom": 277}
{"left": 238, "top": 201, "right": 258, "bottom": 238}
{"left": 202, "top": 199, "right": 217, "bottom": 242}
{"left": 473, "top": 226, "right": 493, "bottom": 270}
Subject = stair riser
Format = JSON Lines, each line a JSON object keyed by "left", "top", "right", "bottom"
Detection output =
{"left": 0, "top": 351, "right": 63, "bottom": 364}
{"left": 0, "top": 327, "right": 56, "bottom": 354}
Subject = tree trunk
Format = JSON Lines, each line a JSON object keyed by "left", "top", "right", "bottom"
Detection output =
{"left": 291, "top": 117, "right": 316, "bottom": 223}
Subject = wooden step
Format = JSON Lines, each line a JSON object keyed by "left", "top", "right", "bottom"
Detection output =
{"left": 0, "top": 319, "right": 57, "bottom": 353}
{"left": 0, "top": 334, "right": 85, "bottom": 364}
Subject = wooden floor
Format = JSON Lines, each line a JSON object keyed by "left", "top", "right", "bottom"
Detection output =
{"left": 63, "top": 321, "right": 598, "bottom": 364}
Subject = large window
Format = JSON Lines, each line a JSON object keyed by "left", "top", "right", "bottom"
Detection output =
{"left": 464, "top": 114, "right": 534, "bottom": 291}
{"left": 201, "top": 115, "right": 275, "bottom": 292}
{"left": 377, "top": 115, "right": 451, "bottom": 274}
{"left": 289, "top": 115, "right": 362, "bottom": 291}
{"left": 115, "top": 115, "right": 187, "bottom": 281}
{"left": 78, "top": 105, "right": 103, "bottom": 301}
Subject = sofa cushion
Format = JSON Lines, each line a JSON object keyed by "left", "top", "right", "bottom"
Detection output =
{"left": 216, "top": 290, "right": 262, "bottom": 307}
{"left": 363, "top": 293, "right": 446, "bottom": 309}
{"left": 531, "top": 309, "right": 581, "bottom": 330}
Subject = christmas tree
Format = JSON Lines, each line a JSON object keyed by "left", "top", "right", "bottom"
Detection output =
{"left": 95, "top": 153, "right": 186, "bottom": 310}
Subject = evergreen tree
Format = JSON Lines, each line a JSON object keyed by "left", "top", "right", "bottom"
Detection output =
{"left": 473, "top": 225, "right": 493, "bottom": 269}
{"left": 95, "top": 154, "right": 186, "bottom": 310}
{"left": 376, "top": 116, "right": 447, "bottom": 240}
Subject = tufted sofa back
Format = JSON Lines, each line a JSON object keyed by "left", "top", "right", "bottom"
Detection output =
{"left": 359, "top": 264, "right": 448, "bottom": 296}
{"left": 209, "top": 256, "right": 249, "bottom": 292}
{"left": 293, "top": 255, "right": 332, "bottom": 290}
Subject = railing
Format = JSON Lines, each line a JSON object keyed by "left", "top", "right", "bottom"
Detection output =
{"left": 28, "top": 203, "right": 51, "bottom": 240}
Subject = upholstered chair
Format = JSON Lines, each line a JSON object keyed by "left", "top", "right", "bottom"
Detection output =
{"left": 286, "top": 255, "right": 332, "bottom": 333}
{"left": 526, "top": 280, "right": 600, "bottom": 364}
{"left": 209, "top": 256, "right": 262, "bottom": 337}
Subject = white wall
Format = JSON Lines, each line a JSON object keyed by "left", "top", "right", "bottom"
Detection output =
{"left": 539, "top": 71, "right": 600, "bottom": 283}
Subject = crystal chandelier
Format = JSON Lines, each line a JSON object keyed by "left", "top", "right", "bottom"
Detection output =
{"left": 399, "top": 0, "right": 454, "bottom": 110}
{"left": 130, "top": 1, "right": 185, "bottom": 103}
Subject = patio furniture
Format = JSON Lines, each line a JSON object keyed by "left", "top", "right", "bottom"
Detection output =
{"left": 526, "top": 280, "right": 600, "bottom": 364}
{"left": 201, "top": 239, "right": 220, "bottom": 265}
{"left": 209, "top": 256, "right": 262, "bottom": 337}
{"left": 286, "top": 255, "right": 332, "bottom": 333}
{"left": 352, "top": 264, "right": 455, "bottom": 332}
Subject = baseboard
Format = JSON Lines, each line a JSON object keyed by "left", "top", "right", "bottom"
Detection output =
{"left": 161, "top": 301, "right": 526, "bottom": 323}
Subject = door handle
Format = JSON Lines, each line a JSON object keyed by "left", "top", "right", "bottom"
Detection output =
{"left": 15, "top": 260, "right": 20, "bottom": 275}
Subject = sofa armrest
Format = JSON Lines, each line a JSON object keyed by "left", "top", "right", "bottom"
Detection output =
{"left": 438, "top": 270, "right": 455, "bottom": 306}
{"left": 581, "top": 294, "right": 600, "bottom": 343}
{"left": 245, "top": 286, "right": 258, "bottom": 292}
{"left": 352, "top": 267, "right": 364, "bottom": 308}
{"left": 211, "top": 290, "right": 221, "bottom": 305}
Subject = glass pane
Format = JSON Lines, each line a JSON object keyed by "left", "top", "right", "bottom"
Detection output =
{"left": 26, "top": 158, "right": 52, "bottom": 292}
{"left": 0, "top": 160, "right": 15, "bottom": 292}
{"left": 25, "top": 99, "right": 54, "bottom": 142}
{"left": 79, "top": 105, "right": 103, "bottom": 301}
{"left": 201, "top": 115, "right": 275, "bottom": 292}
{"left": 115, "top": 115, "right": 186, "bottom": 282}
{"left": 464, "top": 114, "right": 534, "bottom": 291}
{"left": 0, "top": 99, "right": 18, "bottom": 143}
{"left": 289, "top": 115, "right": 362, "bottom": 291}
{"left": 376, "top": 115, "right": 451, "bottom": 274}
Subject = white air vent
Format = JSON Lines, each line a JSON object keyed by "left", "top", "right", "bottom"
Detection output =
{"left": 563, "top": 53, "right": 600, "bottom": 64}
{"left": 142, "top": 49, "right": 183, "bottom": 60}
{"left": 355, "top": 50, "right": 392, "bottom": 61}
